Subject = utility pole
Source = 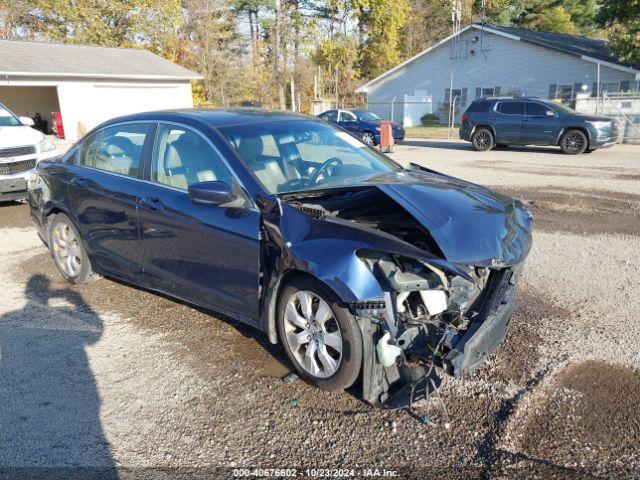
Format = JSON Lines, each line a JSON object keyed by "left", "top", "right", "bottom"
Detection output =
{"left": 275, "top": 0, "right": 285, "bottom": 110}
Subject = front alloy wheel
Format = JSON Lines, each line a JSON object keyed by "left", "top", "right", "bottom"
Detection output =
{"left": 361, "top": 131, "right": 375, "bottom": 146}
{"left": 284, "top": 291, "right": 342, "bottom": 378}
{"left": 277, "top": 277, "right": 362, "bottom": 391}
{"left": 560, "top": 129, "right": 588, "bottom": 155}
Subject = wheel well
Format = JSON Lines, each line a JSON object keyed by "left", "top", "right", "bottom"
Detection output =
{"left": 361, "top": 130, "right": 376, "bottom": 140}
{"left": 43, "top": 207, "right": 64, "bottom": 235}
{"left": 265, "top": 270, "right": 343, "bottom": 345}
{"left": 558, "top": 127, "right": 590, "bottom": 146}
{"left": 473, "top": 124, "right": 496, "bottom": 138}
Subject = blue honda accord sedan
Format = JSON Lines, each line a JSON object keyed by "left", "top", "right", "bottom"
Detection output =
{"left": 28, "top": 109, "right": 531, "bottom": 407}
{"left": 317, "top": 109, "right": 405, "bottom": 146}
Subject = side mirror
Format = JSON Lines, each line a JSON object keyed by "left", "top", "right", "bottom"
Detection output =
{"left": 188, "top": 181, "right": 236, "bottom": 206}
{"left": 19, "top": 116, "right": 35, "bottom": 126}
{"left": 545, "top": 110, "right": 556, "bottom": 117}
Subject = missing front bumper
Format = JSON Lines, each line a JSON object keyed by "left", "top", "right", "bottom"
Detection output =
{"left": 357, "top": 266, "right": 520, "bottom": 408}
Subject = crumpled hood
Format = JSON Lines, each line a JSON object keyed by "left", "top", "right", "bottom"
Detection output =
{"left": 367, "top": 169, "right": 532, "bottom": 266}
{"left": 0, "top": 125, "right": 43, "bottom": 149}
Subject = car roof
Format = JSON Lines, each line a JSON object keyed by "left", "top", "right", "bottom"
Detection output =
{"left": 100, "top": 107, "right": 317, "bottom": 129}
{"left": 478, "top": 97, "right": 551, "bottom": 103}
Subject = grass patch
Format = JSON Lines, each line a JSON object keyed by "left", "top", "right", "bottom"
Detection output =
{"left": 405, "top": 126, "right": 459, "bottom": 139}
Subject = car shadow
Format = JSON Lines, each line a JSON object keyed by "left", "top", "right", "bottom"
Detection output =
{"left": 401, "top": 140, "right": 472, "bottom": 150}
{"left": 0, "top": 274, "right": 118, "bottom": 478}
{"left": 401, "top": 139, "right": 563, "bottom": 154}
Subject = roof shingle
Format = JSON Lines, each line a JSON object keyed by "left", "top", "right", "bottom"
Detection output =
{"left": 487, "top": 25, "right": 640, "bottom": 70}
{"left": 0, "top": 39, "right": 202, "bottom": 79}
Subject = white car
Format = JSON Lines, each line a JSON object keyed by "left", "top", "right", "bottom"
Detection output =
{"left": 0, "top": 103, "right": 59, "bottom": 202}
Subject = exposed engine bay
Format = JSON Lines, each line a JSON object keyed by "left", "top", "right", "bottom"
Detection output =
{"left": 285, "top": 186, "right": 523, "bottom": 408}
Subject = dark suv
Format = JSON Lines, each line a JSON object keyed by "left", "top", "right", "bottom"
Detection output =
{"left": 459, "top": 97, "right": 618, "bottom": 154}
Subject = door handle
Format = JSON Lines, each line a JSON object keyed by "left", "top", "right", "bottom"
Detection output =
{"left": 139, "top": 195, "right": 164, "bottom": 212}
{"left": 71, "top": 176, "right": 88, "bottom": 188}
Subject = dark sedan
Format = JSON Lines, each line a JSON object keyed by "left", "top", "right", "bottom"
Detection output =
{"left": 459, "top": 97, "right": 618, "bottom": 154}
{"left": 29, "top": 109, "right": 531, "bottom": 407}
{"left": 318, "top": 109, "right": 405, "bottom": 146}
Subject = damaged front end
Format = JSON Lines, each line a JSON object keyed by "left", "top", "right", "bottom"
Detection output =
{"left": 353, "top": 251, "right": 522, "bottom": 408}
{"left": 273, "top": 169, "right": 532, "bottom": 408}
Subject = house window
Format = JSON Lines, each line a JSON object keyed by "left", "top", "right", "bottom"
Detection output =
{"left": 445, "top": 88, "right": 468, "bottom": 110}
{"left": 557, "top": 84, "right": 573, "bottom": 100}
{"left": 602, "top": 82, "right": 620, "bottom": 94}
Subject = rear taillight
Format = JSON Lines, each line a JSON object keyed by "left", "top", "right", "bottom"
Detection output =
{"left": 461, "top": 113, "right": 468, "bottom": 122}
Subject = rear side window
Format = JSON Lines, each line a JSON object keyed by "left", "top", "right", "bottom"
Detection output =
{"left": 525, "top": 102, "right": 555, "bottom": 116}
{"left": 151, "top": 124, "right": 234, "bottom": 191}
{"left": 78, "top": 123, "right": 149, "bottom": 177}
{"left": 338, "top": 111, "right": 357, "bottom": 122}
{"left": 498, "top": 102, "right": 525, "bottom": 115}
{"left": 466, "top": 100, "right": 490, "bottom": 113}
{"left": 320, "top": 110, "right": 338, "bottom": 122}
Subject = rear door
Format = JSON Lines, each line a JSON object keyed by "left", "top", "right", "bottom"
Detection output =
{"left": 136, "top": 122, "right": 261, "bottom": 321}
{"left": 492, "top": 101, "right": 525, "bottom": 144}
{"left": 65, "top": 122, "right": 152, "bottom": 280}
{"left": 523, "top": 101, "right": 559, "bottom": 145}
{"left": 337, "top": 110, "right": 360, "bottom": 136}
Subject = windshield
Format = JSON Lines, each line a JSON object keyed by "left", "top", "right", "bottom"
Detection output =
{"left": 354, "top": 110, "right": 381, "bottom": 122}
{"left": 220, "top": 119, "right": 400, "bottom": 194}
{"left": 549, "top": 102, "right": 581, "bottom": 115}
{"left": 0, "top": 105, "right": 20, "bottom": 127}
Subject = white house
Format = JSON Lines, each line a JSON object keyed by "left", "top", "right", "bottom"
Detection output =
{"left": 0, "top": 40, "right": 202, "bottom": 141}
{"left": 356, "top": 24, "right": 640, "bottom": 126}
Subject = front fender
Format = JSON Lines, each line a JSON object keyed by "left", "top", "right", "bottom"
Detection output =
{"left": 258, "top": 196, "right": 471, "bottom": 343}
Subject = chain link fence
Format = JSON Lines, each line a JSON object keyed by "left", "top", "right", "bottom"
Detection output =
{"left": 315, "top": 93, "right": 640, "bottom": 144}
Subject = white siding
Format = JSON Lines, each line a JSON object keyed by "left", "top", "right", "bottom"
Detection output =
{"left": 0, "top": 76, "right": 194, "bottom": 141}
{"left": 57, "top": 81, "right": 193, "bottom": 141}
{"left": 365, "top": 28, "right": 638, "bottom": 124}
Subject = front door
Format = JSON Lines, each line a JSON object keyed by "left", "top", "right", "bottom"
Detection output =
{"left": 136, "top": 123, "right": 261, "bottom": 321}
{"left": 492, "top": 101, "right": 525, "bottom": 144}
{"left": 65, "top": 122, "right": 152, "bottom": 280}
{"left": 523, "top": 101, "right": 560, "bottom": 145}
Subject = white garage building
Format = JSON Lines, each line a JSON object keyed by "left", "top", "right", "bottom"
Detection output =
{"left": 0, "top": 39, "right": 202, "bottom": 141}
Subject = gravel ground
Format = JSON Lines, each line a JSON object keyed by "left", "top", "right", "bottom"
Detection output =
{"left": 0, "top": 141, "right": 639, "bottom": 479}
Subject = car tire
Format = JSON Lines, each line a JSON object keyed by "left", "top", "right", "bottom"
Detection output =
{"left": 471, "top": 127, "right": 494, "bottom": 151}
{"left": 277, "top": 276, "right": 362, "bottom": 391}
{"left": 48, "top": 213, "right": 99, "bottom": 285}
{"left": 361, "top": 131, "right": 376, "bottom": 146}
{"left": 560, "top": 129, "right": 588, "bottom": 155}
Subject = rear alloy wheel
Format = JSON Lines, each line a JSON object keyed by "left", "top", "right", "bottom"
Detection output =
{"left": 361, "top": 131, "right": 375, "bottom": 146}
{"left": 49, "top": 213, "right": 99, "bottom": 285}
{"left": 277, "top": 277, "right": 362, "bottom": 391}
{"left": 560, "top": 129, "right": 588, "bottom": 155}
{"left": 471, "top": 127, "right": 494, "bottom": 151}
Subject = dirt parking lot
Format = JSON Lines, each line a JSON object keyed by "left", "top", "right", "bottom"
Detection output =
{"left": 1, "top": 140, "right": 639, "bottom": 478}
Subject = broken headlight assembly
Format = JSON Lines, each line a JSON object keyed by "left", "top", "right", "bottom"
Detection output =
{"left": 354, "top": 250, "right": 492, "bottom": 409}
{"left": 355, "top": 250, "right": 481, "bottom": 326}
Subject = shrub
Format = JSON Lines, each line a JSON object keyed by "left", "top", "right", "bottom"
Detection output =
{"left": 420, "top": 113, "right": 439, "bottom": 126}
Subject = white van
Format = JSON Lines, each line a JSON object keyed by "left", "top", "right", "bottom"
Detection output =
{"left": 0, "top": 103, "right": 59, "bottom": 202}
